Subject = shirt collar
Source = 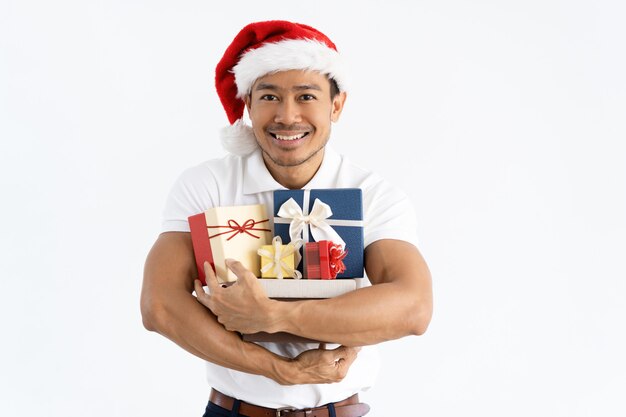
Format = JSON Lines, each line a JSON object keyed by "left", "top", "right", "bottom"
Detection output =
{"left": 242, "top": 146, "right": 341, "bottom": 194}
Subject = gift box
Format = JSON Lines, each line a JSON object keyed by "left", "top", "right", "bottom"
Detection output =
{"left": 188, "top": 204, "right": 272, "bottom": 284}
{"left": 258, "top": 236, "right": 301, "bottom": 279}
{"left": 273, "top": 188, "right": 364, "bottom": 278}
{"left": 305, "top": 240, "right": 347, "bottom": 279}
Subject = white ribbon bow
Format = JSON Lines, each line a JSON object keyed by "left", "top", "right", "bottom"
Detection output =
{"left": 257, "top": 236, "right": 303, "bottom": 280}
{"left": 277, "top": 197, "right": 346, "bottom": 249}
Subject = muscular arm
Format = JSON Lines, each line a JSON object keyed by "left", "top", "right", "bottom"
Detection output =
{"left": 201, "top": 239, "right": 433, "bottom": 347}
{"left": 290, "top": 239, "right": 432, "bottom": 345}
{"left": 140, "top": 232, "right": 358, "bottom": 384}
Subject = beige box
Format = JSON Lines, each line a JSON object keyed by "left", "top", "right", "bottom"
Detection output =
{"left": 189, "top": 204, "right": 272, "bottom": 283}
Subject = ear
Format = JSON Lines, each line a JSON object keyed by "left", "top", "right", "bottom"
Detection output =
{"left": 330, "top": 92, "right": 347, "bottom": 123}
{"left": 244, "top": 95, "right": 251, "bottom": 112}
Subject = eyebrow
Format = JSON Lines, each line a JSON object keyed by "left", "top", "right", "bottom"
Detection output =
{"left": 254, "top": 83, "right": 323, "bottom": 92}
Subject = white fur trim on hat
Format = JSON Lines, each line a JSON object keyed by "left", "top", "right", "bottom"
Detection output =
{"left": 232, "top": 39, "right": 348, "bottom": 98}
{"left": 220, "top": 119, "right": 258, "bottom": 156}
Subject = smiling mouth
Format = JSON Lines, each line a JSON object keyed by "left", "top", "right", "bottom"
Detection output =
{"left": 269, "top": 132, "right": 310, "bottom": 141}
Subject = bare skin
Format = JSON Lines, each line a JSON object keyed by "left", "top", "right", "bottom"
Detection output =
{"left": 195, "top": 239, "right": 432, "bottom": 346}
{"left": 141, "top": 69, "right": 432, "bottom": 386}
{"left": 141, "top": 231, "right": 359, "bottom": 385}
{"left": 245, "top": 70, "right": 346, "bottom": 189}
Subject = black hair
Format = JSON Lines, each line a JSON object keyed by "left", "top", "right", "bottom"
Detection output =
{"left": 329, "top": 77, "right": 340, "bottom": 99}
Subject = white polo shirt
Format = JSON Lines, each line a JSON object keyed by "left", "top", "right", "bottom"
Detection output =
{"left": 161, "top": 146, "right": 419, "bottom": 409}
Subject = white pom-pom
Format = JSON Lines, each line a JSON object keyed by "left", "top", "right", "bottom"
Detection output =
{"left": 220, "top": 120, "right": 259, "bottom": 156}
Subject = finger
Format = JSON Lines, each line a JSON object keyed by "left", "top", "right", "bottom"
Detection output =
{"left": 225, "top": 258, "right": 253, "bottom": 282}
{"left": 204, "top": 261, "right": 220, "bottom": 293}
{"left": 193, "top": 279, "right": 210, "bottom": 305}
{"left": 336, "top": 346, "right": 359, "bottom": 364}
{"left": 193, "top": 279, "right": 205, "bottom": 296}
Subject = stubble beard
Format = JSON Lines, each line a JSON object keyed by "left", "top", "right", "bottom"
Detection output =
{"left": 258, "top": 135, "right": 329, "bottom": 168}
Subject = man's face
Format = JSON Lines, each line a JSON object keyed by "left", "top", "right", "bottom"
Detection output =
{"left": 245, "top": 69, "right": 346, "bottom": 170}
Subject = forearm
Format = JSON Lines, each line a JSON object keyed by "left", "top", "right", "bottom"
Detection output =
{"left": 269, "top": 281, "right": 430, "bottom": 346}
{"left": 143, "top": 286, "right": 293, "bottom": 382}
{"left": 144, "top": 234, "right": 361, "bottom": 385}
{"left": 266, "top": 240, "right": 433, "bottom": 346}
{"left": 146, "top": 288, "right": 282, "bottom": 371}
{"left": 141, "top": 232, "right": 294, "bottom": 384}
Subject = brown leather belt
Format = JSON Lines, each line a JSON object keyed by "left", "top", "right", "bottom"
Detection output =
{"left": 209, "top": 389, "right": 370, "bottom": 417}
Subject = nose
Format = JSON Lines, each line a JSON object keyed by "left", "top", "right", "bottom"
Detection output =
{"left": 274, "top": 99, "right": 301, "bottom": 124}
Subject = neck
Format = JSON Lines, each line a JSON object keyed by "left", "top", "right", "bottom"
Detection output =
{"left": 262, "top": 148, "right": 325, "bottom": 189}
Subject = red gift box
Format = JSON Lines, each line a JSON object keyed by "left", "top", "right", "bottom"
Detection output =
{"left": 304, "top": 240, "right": 347, "bottom": 279}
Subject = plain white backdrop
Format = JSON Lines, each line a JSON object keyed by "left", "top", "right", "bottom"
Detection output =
{"left": 2, "top": 1, "right": 625, "bottom": 416}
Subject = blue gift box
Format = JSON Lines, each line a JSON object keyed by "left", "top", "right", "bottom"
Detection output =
{"left": 273, "top": 188, "right": 364, "bottom": 278}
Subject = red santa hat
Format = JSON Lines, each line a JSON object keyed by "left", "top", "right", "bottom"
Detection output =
{"left": 215, "top": 20, "right": 348, "bottom": 155}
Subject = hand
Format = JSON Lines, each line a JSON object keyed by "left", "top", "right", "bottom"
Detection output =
{"left": 283, "top": 343, "right": 361, "bottom": 385}
{"left": 194, "top": 259, "right": 275, "bottom": 334}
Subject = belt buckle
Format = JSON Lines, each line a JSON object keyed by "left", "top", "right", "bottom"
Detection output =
{"left": 275, "top": 407, "right": 296, "bottom": 417}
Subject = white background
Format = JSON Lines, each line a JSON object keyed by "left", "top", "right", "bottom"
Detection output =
{"left": 1, "top": 1, "right": 625, "bottom": 416}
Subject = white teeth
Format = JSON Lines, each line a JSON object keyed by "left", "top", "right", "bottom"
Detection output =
{"left": 274, "top": 133, "right": 306, "bottom": 141}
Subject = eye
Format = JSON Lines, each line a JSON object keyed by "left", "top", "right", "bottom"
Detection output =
{"left": 299, "top": 94, "right": 316, "bottom": 101}
{"left": 260, "top": 94, "right": 279, "bottom": 101}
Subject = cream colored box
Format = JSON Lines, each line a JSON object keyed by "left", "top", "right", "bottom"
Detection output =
{"left": 196, "top": 204, "right": 272, "bottom": 283}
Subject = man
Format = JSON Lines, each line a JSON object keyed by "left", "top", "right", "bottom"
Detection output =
{"left": 141, "top": 20, "right": 433, "bottom": 417}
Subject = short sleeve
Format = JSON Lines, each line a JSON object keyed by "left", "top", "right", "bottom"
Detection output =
{"left": 161, "top": 164, "right": 218, "bottom": 232}
{"left": 362, "top": 177, "right": 419, "bottom": 248}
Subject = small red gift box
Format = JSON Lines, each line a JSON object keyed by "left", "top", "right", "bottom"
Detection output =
{"left": 304, "top": 240, "right": 347, "bottom": 279}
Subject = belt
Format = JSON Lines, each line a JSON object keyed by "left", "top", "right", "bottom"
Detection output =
{"left": 209, "top": 389, "right": 370, "bottom": 417}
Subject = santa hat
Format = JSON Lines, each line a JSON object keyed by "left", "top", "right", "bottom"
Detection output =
{"left": 215, "top": 20, "right": 348, "bottom": 156}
